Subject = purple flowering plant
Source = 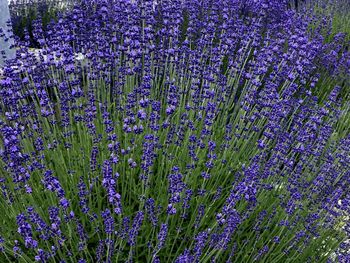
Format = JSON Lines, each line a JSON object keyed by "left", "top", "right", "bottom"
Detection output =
{"left": 0, "top": 0, "right": 349, "bottom": 262}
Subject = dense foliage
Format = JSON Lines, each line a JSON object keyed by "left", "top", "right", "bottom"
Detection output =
{"left": 0, "top": 0, "right": 349, "bottom": 262}
{"left": 9, "top": 0, "right": 72, "bottom": 47}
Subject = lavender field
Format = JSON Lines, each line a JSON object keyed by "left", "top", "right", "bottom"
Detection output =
{"left": 0, "top": 0, "right": 349, "bottom": 262}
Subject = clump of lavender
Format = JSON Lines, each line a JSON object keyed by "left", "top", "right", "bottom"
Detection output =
{"left": 0, "top": 0, "right": 349, "bottom": 262}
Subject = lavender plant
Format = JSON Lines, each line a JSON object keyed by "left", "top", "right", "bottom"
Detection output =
{"left": 0, "top": 0, "right": 349, "bottom": 262}
{"left": 296, "top": 0, "right": 350, "bottom": 41}
{"left": 9, "top": 0, "right": 75, "bottom": 48}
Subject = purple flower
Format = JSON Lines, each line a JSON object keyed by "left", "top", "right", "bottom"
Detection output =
{"left": 101, "top": 209, "right": 114, "bottom": 235}
{"left": 102, "top": 160, "right": 122, "bottom": 214}
{"left": 145, "top": 198, "right": 158, "bottom": 227}
{"left": 156, "top": 223, "right": 168, "bottom": 250}
{"left": 16, "top": 213, "right": 38, "bottom": 248}
{"left": 128, "top": 211, "right": 144, "bottom": 246}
